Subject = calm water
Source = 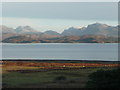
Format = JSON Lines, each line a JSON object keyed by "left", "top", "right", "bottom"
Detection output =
{"left": 2, "top": 43, "right": 118, "bottom": 61}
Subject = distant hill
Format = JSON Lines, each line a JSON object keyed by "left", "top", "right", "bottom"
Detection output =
{"left": 82, "top": 23, "right": 118, "bottom": 37}
{"left": 15, "top": 26, "right": 39, "bottom": 34}
{"left": 2, "top": 35, "right": 118, "bottom": 43}
{"left": 0, "top": 25, "right": 17, "bottom": 41}
{"left": 61, "top": 27, "right": 84, "bottom": 36}
{"left": 61, "top": 23, "right": 118, "bottom": 37}
{"left": 0, "top": 25, "right": 16, "bottom": 33}
{"left": 44, "top": 30, "right": 60, "bottom": 35}
{"left": 1, "top": 23, "right": 119, "bottom": 43}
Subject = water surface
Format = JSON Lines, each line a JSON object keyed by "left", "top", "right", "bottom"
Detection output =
{"left": 2, "top": 43, "right": 118, "bottom": 61}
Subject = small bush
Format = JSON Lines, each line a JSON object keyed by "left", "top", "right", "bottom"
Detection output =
{"left": 55, "top": 76, "right": 67, "bottom": 81}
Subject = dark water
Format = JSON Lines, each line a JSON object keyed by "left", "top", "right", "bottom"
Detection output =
{"left": 2, "top": 43, "right": 118, "bottom": 61}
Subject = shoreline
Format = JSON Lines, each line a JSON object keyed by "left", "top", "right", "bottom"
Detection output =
{"left": 2, "top": 59, "right": 119, "bottom": 62}
{"left": 2, "top": 59, "right": 119, "bottom": 65}
{"left": 2, "top": 60, "right": 119, "bottom": 71}
{"left": 1, "top": 43, "right": 119, "bottom": 44}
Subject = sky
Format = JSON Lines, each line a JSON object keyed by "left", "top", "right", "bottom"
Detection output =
{"left": 1, "top": 2, "right": 118, "bottom": 33}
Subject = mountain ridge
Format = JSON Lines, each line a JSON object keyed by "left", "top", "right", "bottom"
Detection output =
{"left": 0, "top": 23, "right": 119, "bottom": 43}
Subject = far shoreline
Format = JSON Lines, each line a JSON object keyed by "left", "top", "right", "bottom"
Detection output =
{"left": 1, "top": 43, "right": 119, "bottom": 44}
{"left": 1, "top": 59, "right": 119, "bottom": 64}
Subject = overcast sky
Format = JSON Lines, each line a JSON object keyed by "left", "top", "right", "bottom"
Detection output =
{"left": 1, "top": 2, "right": 118, "bottom": 32}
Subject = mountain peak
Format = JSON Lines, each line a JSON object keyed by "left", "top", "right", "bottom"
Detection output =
{"left": 62, "top": 27, "right": 83, "bottom": 36}
{"left": 44, "top": 30, "right": 60, "bottom": 35}
{"left": 0, "top": 25, "right": 15, "bottom": 33}
{"left": 89, "top": 23, "right": 108, "bottom": 27}
{"left": 23, "top": 26, "right": 34, "bottom": 30}
{"left": 15, "top": 26, "right": 37, "bottom": 33}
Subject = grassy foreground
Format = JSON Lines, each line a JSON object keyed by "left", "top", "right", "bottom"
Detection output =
{"left": 2, "top": 60, "right": 119, "bottom": 88}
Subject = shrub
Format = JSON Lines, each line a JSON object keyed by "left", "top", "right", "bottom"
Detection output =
{"left": 86, "top": 68, "right": 120, "bottom": 88}
{"left": 55, "top": 76, "right": 67, "bottom": 81}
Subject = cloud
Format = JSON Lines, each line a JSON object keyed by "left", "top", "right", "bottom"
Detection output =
{"left": 1, "top": 17, "right": 70, "bottom": 32}
{"left": 2, "top": 17, "right": 35, "bottom": 27}
{"left": 2, "top": 2, "right": 118, "bottom": 20}
{"left": 1, "top": 17, "right": 118, "bottom": 33}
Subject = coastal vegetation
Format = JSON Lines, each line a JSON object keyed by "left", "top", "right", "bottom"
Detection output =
{"left": 2, "top": 60, "right": 119, "bottom": 88}
{"left": 86, "top": 68, "right": 120, "bottom": 88}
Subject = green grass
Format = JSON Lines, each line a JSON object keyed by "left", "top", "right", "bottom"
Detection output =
{"left": 2, "top": 67, "right": 116, "bottom": 88}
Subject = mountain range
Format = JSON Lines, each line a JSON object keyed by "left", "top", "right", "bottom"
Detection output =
{"left": 0, "top": 23, "right": 119, "bottom": 43}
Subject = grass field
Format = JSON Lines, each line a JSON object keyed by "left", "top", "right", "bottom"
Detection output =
{"left": 2, "top": 60, "right": 119, "bottom": 88}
